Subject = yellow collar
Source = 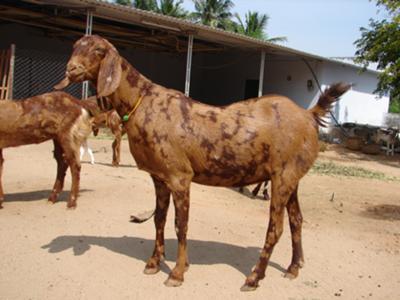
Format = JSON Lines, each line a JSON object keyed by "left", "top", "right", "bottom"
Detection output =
{"left": 122, "top": 95, "right": 143, "bottom": 122}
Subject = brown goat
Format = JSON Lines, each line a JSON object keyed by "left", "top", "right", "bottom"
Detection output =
{"left": 91, "top": 108, "right": 125, "bottom": 166}
{"left": 0, "top": 92, "right": 93, "bottom": 208}
{"left": 56, "top": 35, "right": 350, "bottom": 290}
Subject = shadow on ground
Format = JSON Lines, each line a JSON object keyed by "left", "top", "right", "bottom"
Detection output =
{"left": 4, "top": 189, "right": 92, "bottom": 203}
{"left": 41, "top": 235, "right": 287, "bottom": 277}
{"left": 361, "top": 204, "right": 400, "bottom": 221}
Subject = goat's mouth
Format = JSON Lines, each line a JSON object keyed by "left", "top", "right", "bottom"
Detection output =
{"left": 67, "top": 70, "right": 86, "bottom": 82}
{"left": 54, "top": 71, "right": 87, "bottom": 90}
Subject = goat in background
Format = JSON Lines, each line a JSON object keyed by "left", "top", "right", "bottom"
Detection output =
{"left": 0, "top": 92, "right": 94, "bottom": 209}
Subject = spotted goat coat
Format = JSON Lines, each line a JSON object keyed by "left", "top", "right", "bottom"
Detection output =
{"left": 0, "top": 92, "right": 94, "bottom": 208}
{"left": 55, "top": 35, "right": 350, "bottom": 290}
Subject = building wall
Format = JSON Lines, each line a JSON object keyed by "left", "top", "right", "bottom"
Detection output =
{"left": 263, "top": 57, "right": 321, "bottom": 108}
{"left": 320, "top": 61, "right": 389, "bottom": 126}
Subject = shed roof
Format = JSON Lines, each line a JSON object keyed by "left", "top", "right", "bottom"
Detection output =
{"left": 9, "top": 0, "right": 378, "bottom": 73}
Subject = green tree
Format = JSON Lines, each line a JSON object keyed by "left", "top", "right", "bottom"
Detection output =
{"left": 157, "top": 0, "right": 188, "bottom": 18}
{"left": 191, "top": 0, "right": 234, "bottom": 29}
{"left": 354, "top": 0, "right": 400, "bottom": 113}
{"left": 133, "top": 0, "right": 158, "bottom": 11}
{"left": 115, "top": 0, "right": 132, "bottom": 5}
{"left": 114, "top": 0, "right": 187, "bottom": 18}
{"left": 234, "top": 11, "right": 287, "bottom": 43}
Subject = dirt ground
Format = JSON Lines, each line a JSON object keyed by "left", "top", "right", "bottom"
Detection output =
{"left": 0, "top": 139, "right": 399, "bottom": 300}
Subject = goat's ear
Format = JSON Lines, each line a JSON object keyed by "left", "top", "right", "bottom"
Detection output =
{"left": 54, "top": 77, "right": 71, "bottom": 90}
{"left": 97, "top": 50, "right": 122, "bottom": 97}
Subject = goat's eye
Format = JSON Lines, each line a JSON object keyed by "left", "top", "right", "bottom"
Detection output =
{"left": 95, "top": 48, "right": 106, "bottom": 55}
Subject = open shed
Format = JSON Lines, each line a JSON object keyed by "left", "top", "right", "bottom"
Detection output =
{"left": 0, "top": 0, "right": 390, "bottom": 126}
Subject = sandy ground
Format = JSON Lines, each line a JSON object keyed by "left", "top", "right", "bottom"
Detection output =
{"left": 0, "top": 139, "right": 399, "bottom": 300}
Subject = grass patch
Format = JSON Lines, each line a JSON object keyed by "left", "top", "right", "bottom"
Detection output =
{"left": 311, "top": 161, "right": 399, "bottom": 181}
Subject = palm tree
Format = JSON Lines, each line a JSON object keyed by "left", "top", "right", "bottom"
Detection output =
{"left": 115, "top": 0, "right": 132, "bottom": 5}
{"left": 132, "top": 0, "right": 158, "bottom": 11}
{"left": 191, "top": 0, "right": 234, "bottom": 29}
{"left": 234, "top": 11, "right": 287, "bottom": 43}
{"left": 157, "top": 0, "right": 188, "bottom": 18}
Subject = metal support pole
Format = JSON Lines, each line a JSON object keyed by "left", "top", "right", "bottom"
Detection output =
{"left": 258, "top": 51, "right": 266, "bottom": 97}
{"left": 8, "top": 44, "right": 15, "bottom": 100}
{"left": 82, "top": 10, "right": 93, "bottom": 99}
{"left": 184, "top": 35, "right": 194, "bottom": 97}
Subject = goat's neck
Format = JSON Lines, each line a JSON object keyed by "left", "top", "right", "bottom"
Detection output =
{"left": 109, "top": 58, "right": 153, "bottom": 118}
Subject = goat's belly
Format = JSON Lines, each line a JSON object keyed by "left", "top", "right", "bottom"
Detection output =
{"left": 192, "top": 166, "right": 269, "bottom": 187}
{"left": 0, "top": 130, "right": 52, "bottom": 148}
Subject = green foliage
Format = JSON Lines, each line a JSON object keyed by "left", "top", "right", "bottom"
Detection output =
{"left": 115, "top": 0, "right": 132, "bottom": 5}
{"left": 233, "top": 11, "right": 287, "bottom": 43}
{"left": 114, "top": 0, "right": 187, "bottom": 18}
{"left": 157, "top": 0, "right": 188, "bottom": 18}
{"left": 133, "top": 0, "right": 158, "bottom": 11}
{"left": 354, "top": 0, "right": 400, "bottom": 112}
{"left": 190, "top": 0, "right": 234, "bottom": 29}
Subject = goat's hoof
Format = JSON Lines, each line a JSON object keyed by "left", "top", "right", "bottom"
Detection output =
{"left": 240, "top": 283, "right": 258, "bottom": 292}
{"left": 67, "top": 203, "right": 77, "bottom": 209}
{"left": 284, "top": 271, "right": 297, "bottom": 280}
{"left": 164, "top": 277, "right": 183, "bottom": 287}
{"left": 285, "top": 263, "right": 302, "bottom": 279}
{"left": 47, "top": 196, "right": 57, "bottom": 204}
{"left": 143, "top": 266, "right": 160, "bottom": 275}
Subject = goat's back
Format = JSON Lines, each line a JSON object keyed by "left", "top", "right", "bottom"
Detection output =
{"left": 0, "top": 92, "right": 91, "bottom": 148}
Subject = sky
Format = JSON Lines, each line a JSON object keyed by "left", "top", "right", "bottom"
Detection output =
{"left": 181, "top": 0, "right": 388, "bottom": 58}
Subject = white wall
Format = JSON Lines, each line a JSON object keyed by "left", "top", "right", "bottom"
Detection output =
{"left": 263, "top": 57, "right": 321, "bottom": 108}
{"left": 320, "top": 61, "right": 389, "bottom": 126}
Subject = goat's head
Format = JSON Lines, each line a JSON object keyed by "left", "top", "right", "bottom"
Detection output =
{"left": 55, "top": 35, "right": 122, "bottom": 97}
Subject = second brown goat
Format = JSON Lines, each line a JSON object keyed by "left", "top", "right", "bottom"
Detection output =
{"left": 0, "top": 92, "right": 94, "bottom": 208}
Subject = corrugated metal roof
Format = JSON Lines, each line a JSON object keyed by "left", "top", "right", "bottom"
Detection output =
{"left": 26, "top": 0, "right": 379, "bottom": 73}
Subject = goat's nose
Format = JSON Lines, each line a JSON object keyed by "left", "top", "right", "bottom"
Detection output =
{"left": 66, "top": 63, "right": 77, "bottom": 73}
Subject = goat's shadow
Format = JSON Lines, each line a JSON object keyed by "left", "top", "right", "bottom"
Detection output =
{"left": 4, "top": 189, "right": 92, "bottom": 202}
{"left": 41, "top": 235, "right": 287, "bottom": 277}
{"left": 228, "top": 187, "right": 267, "bottom": 201}
{"left": 92, "top": 162, "right": 136, "bottom": 169}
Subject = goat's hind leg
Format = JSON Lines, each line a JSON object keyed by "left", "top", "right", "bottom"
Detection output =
{"left": 144, "top": 176, "right": 171, "bottom": 274}
{"left": 48, "top": 141, "right": 69, "bottom": 204}
{"left": 59, "top": 140, "right": 81, "bottom": 208}
{"left": 242, "top": 176, "right": 296, "bottom": 291}
{"left": 284, "top": 185, "right": 304, "bottom": 279}
{"left": 0, "top": 149, "right": 4, "bottom": 208}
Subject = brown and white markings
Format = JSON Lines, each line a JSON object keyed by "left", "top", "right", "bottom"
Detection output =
{"left": 0, "top": 92, "right": 93, "bottom": 209}
{"left": 56, "top": 35, "right": 350, "bottom": 290}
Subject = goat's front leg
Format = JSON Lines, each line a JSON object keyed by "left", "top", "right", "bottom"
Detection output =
{"left": 0, "top": 149, "right": 4, "bottom": 209}
{"left": 284, "top": 185, "right": 304, "bottom": 279}
{"left": 144, "top": 176, "right": 171, "bottom": 274}
{"left": 241, "top": 177, "right": 295, "bottom": 291}
{"left": 111, "top": 133, "right": 121, "bottom": 166}
{"left": 48, "top": 141, "right": 69, "bottom": 204}
{"left": 164, "top": 181, "right": 191, "bottom": 287}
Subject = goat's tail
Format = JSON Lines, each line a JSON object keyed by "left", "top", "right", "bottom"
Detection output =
{"left": 309, "top": 82, "right": 351, "bottom": 127}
